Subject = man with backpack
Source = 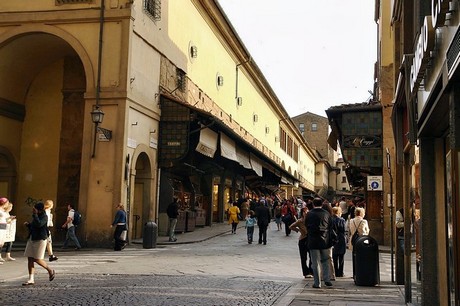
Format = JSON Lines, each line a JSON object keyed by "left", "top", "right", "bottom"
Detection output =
{"left": 61, "top": 203, "right": 82, "bottom": 250}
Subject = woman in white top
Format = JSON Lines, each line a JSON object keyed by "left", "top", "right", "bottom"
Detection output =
{"left": 1, "top": 201, "right": 16, "bottom": 261}
{"left": 348, "top": 207, "right": 370, "bottom": 251}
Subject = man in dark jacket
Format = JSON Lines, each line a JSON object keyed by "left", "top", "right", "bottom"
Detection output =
{"left": 305, "top": 197, "right": 334, "bottom": 288}
{"left": 255, "top": 200, "right": 270, "bottom": 245}
{"left": 167, "top": 198, "right": 180, "bottom": 242}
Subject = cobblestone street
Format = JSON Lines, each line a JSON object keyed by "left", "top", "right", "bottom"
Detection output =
{"left": 0, "top": 224, "right": 407, "bottom": 305}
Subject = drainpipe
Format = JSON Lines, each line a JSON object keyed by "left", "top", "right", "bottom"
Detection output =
{"left": 95, "top": 0, "right": 105, "bottom": 108}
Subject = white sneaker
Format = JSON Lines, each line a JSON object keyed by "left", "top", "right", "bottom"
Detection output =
{"left": 6, "top": 257, "right": 15, "bottom": 261}
{"left": 0, "top": 258, "right": 5, "bottom": 262}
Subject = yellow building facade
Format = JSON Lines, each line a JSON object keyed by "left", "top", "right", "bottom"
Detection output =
{"left": 0, "top": 0, "right": 317, "bottom": 246}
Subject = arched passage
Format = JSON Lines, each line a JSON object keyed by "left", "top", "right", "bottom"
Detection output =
{"left": 0, "top": 31, "right": 88, "bottom": 240}
{"left": 130, "top": 152, "right": 154, "bottom": 240}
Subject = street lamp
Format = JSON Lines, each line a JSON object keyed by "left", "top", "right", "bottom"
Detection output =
{"left": 91, "top": 107, "right": 112, "bottom": 158}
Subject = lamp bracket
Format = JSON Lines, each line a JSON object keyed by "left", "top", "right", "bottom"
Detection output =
{"left": 97, "top": 127, "right": 112, "bottom": 140}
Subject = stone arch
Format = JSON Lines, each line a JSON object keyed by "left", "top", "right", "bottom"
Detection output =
{"left": 0, "top": 24, "right": 95, "bottom": 93}
{"left": 129, "top": 144, "right": 157, "bottom": 240}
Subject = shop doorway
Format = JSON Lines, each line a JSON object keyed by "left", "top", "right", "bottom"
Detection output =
{"left": 131, "top": 152, "right": 153, "bottom": 240}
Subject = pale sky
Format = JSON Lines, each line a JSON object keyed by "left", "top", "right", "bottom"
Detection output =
{"left": 217, "top": 0, "right": 377, "bottom": 118}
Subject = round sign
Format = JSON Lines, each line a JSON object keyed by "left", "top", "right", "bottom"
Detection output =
{"left": 371, "top": 181, "right": 379, "bottom": 189}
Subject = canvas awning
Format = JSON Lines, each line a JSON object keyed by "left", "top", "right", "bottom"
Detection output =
{"left": 196, "top": 127, "right": 218, "bottom": 157}
{"left": 220, "top": 132, "right": 238, "bottom": 162}
{"left": 249, "top": 153, "right": 263, "bottom": 177}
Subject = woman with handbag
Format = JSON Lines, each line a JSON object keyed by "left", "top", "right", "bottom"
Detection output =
{"left": 111, "top": 203, "right": 127, "bottom": 251}
{"left": 23, "top": 201, "right": 55, "bottom": 286}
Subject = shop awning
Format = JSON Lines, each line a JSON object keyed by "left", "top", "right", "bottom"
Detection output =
{"left": 250, "top": 153, "right": 263, "bottom": 177}
{"left": 236, "top": 146, "right": 251, "bottom": 169}
{"left": 220, "top": 132, "right": 238, "bottom": 162}
{"left": 196, "top": 127, "right": 218, "bottom": 157}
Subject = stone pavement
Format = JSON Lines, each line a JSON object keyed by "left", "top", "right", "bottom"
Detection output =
{"left": 152, "top": 223, "right": 410, "bottom": 306}
{"left": 2, "top": 223, "right": 413, "bottom": 306}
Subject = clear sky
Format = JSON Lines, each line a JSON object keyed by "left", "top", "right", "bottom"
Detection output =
{"left": 217, "top": 0, "right": 377, "bottom": 118}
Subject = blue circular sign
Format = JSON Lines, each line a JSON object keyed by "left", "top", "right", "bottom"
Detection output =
{"left": 371, "top": 182, "right": 379, "bottom": 189}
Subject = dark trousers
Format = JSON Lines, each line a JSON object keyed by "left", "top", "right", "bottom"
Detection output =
{"left": 284, "top": 221, "right": 292, "bottom": 236}
{"left": 231, "top": 222, "right": 238, "bottom": 233}
{"left": 333, "top": 253, "right": 345, "bottom": 277}
{"left": 299, "top": 238, "right": 313, "bottom": 276}
{"left": 114, "top": 225, "right": 126, "bottom": 251}
{"left": 258, "top": 224, "right": 268, "bottom": 244}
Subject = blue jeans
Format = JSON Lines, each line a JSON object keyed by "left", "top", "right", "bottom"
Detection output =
{"left": 64, "top": 226, "right": 81, "bottom": 249}
{"left": 247, "top": 226, "right": 254, "bottom": 242}
{"left": 310, "top": 248, "right": 331, "bottom": 287}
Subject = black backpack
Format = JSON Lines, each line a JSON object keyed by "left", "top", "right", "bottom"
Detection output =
{"left": 73, "top": 210, "right": 82, "bottom": 226}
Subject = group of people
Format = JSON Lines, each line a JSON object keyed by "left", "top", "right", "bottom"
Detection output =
{"left": 292, "top": 196, "right": 370, "bottom": 288}
{"left": 227, "top": 198, "right": 271, "bottom": 245}
{"left": 225, "top": 194, "right": 371, "bottom": 288}
{"left": 0, "top": 196, "right": 124, "bottom": 286}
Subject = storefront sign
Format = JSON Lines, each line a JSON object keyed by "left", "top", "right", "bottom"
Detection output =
{"left": 432, "top": 0, "right": 451, "bottom": 28}
{"left": 409, "top": 0, "right": 452, "bottom": 96}
{"left": 343, "top": 135, "right": 381, "bottom": 148}
{"left": 409, "top": 16, "right": 435, "bottom": 95}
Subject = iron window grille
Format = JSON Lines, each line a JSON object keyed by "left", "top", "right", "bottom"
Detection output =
{"left": 56, "top": 0, "right": 92, "bottom": 4}
{"left": 144, "top": 0, "right": 161, "bottom": 21}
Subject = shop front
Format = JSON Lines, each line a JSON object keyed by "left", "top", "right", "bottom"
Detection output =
{"left": 157, "top": 97, "right": 299, "bottom": 235}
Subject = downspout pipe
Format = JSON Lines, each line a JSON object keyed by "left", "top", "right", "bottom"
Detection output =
{"left": 96, "top": 0, "right": 105, "bottom": 108}
{"left": 91, "top": 0, "right": 105, "bottom": 158}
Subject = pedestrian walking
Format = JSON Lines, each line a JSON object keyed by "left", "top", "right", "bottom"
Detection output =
{"left": 305, "top": 197, "right": 334, "bottom": 288}
{"left": 348, "top": 207, "right": 370, "bottom": 278}
{"left": 1, "top": 199, "right": 16, "bottom": 262}
{"left": 0, "top": 197, "right": 8, "bottom": 264}
{"left": 245, "top": 210, "right": 256, "bottom": 244}
{"left": 348, "top": 207, "right": 370, "bottom": 250}
{"left": 255, "top": 199, "right": 270, "bottom": 245}
{"left": 240, "top": 198, "right": 249, "bottom": 220}
{"left": 289, "top": 207, "right": 313, "bottom": 278}
{"left": 281, "top": 199, "right": 296, "bottom": 236}
{"left": 332, "top": 206, "right": 347, "bottom": 277}
{"left": 227, "top": 201, "right": 240, "bottom": 234}
{"left": 167, "top": 197, "right": 179, "bottom": 242}
{"left": 23, "top": 201, "right": 55, "bottom": 286}
{"left": 273, "top": 202, "right": 282, "bottom": 231}
{"left": 44, "top": 200, "right": 58, "bottom": 261}
{"left": 61, "top": 203, "right": 82, "bottom": 250}
{"left": 111, "top": 203, "right": 127, "bottom": 251}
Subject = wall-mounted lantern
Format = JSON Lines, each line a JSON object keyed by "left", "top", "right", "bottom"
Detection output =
{"left": 91, "top": 107, "right": 112, "bottom": 158}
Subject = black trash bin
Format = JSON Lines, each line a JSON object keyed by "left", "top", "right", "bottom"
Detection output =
{"left": 353, "top": 235, "right": 380, "bottom": 286}
{"left": 143, "top": 221, "right": 158, "bottom": 249}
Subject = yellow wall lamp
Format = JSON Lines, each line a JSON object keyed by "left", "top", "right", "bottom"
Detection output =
{"left": 91, "top": 107, "right": 112, "bottom": 158}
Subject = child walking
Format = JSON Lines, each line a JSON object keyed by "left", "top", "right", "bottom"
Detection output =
{"left": 245, "top": 210, "right": 256, "bottom": 244}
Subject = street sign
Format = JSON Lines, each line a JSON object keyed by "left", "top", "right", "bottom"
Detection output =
{"left": 367, "top": 175, "right": 383, "bottom": 191}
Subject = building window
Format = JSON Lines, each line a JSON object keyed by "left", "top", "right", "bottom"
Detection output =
{"left": 280, "top": 127, "right": 287, "bottom": 152}
{"left": 342, "top": 176, "right": 347, "bottom": 183}
{"left": 176, "top": 68, "right": 186, "bottom": 92}
{"left": 299, "top": 123, "right": 305, "bottom": 134}
{"left": 144, "top": 0, "right": 161, "bottom": 21}
{"left": 311, "top": 123, "right": 318, "bottom": 131}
